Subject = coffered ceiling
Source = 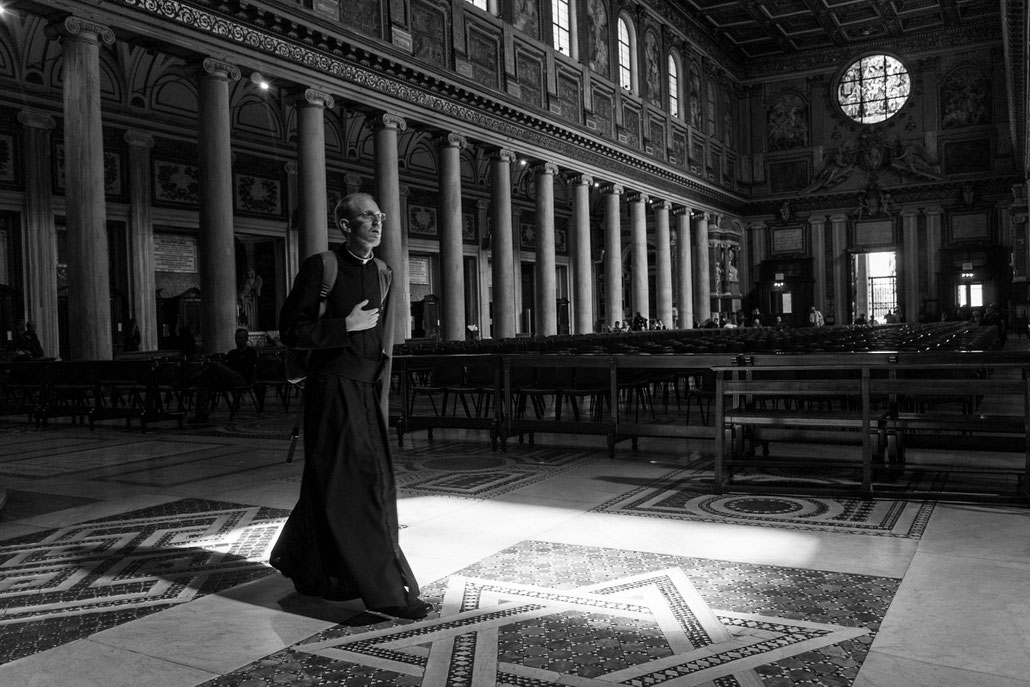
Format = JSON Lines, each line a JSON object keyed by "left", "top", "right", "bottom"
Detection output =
{"left": 677, "top": 0, "right": 1000, "bottom": 62}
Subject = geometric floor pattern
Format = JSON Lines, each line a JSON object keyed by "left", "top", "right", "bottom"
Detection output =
{"left": 275, "top": 439, "right": 604, "bottom": 501}
{"left": 0, "top": 498, "right": 288, "bottom": 665}
{"left": 592, "top": 466, "right": 938, "bottom": 538}
{"left": 202, "top": 540, "right": 898, "bottom": 686}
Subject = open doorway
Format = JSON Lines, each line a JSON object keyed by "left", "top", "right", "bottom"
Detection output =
{"left": 851, "top": 251, "right": 898, "bottom": 324}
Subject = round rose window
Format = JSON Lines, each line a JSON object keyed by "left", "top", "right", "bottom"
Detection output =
{"left": 837, "top": 54, "right": 911, "bottom": 124}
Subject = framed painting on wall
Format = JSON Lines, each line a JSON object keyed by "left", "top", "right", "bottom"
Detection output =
{"left": 409, "top": 205, "right": 438, "bottom": 237}
{"left": 767, "top": 158, "right": 809, "bottom": 192}
{"left": 233, "top": 173, "right": 283, "bottom": 218}
{"left": 0, "top": 133, "right": 17, "bottom": 184}
{"left": 153, "top": 160, "right": 200, "bottom": 207}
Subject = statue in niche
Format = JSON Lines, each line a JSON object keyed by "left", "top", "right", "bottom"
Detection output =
{"left": 237, "top": 267, "right": 263, "bottom": 328}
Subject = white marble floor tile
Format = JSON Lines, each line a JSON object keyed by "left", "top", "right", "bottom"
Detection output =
{"left": 0, "top": 638, "right": 219, "bottom": 687}
{"left": 917, "top": 502, "right": 1030, "bottom": 564}
{"left": 855, "top": 651, "right": 1030, "bottom": 687}
{"left": 89, "top": 578, "right": 337, "bottom": 674}
{"left": 873, "top": 551, "right": 1030, "bottom": 681}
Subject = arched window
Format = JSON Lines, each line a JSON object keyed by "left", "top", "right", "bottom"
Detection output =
{"left": 552, "top": 0, "right": 572, "bottom": 55}
{"left": 667, "top": 53, "right": 681, "bottom": 118}
{"left": 617, "top": 15, "right": 634, "bottom": 92}
{"left": 836, "top": 53, "right": 910, "bottom": 124}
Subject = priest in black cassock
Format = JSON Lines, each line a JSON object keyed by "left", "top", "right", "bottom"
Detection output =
{"left": 271, "top": 192, "right": 431, "bottom": 621}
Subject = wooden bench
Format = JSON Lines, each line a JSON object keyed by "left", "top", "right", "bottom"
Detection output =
{"left": 713, "top": 353, "right": 1030, "bottom": 503}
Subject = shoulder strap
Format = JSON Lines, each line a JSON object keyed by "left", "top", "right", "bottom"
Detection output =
{"left": 317, "top": 250, "right": 340, "bottom": 317}
{"left": 374, "top": 257, "right": 392, "bottom": 307}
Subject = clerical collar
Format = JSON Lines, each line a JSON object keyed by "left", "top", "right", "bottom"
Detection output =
{"left": 343, "top": 248, "right": 374, "bottom": 265}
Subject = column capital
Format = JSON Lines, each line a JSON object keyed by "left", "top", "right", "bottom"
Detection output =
{"left": 532, "top": 162, "right": 559, "bottom": 176}
{"left": 46, "top": 16, "right": 115, "bottom": 46}
{"left": 369, "top": 111, "right": 407, "bottom": 132}
{"left": 296, "top": 88, "right": 335, "bottom": 110}
{"left": 673, "top": 206, "right": 691, "bottom": 217}
{"left": 435, "top": 132, "right": 467, "bottom": 150}
{"left": 829, "top": 214, "right": 849, "bottom": 224}
{"left": 572, "top": 174, "right": 593, "bottom": 187}
{"left": 17, "top": 110, "right": 56, "bottom": 130}
{"left": 626, "top": 192, "right": 649, "bottom": 204}
{"left": 653, "top": 200, "right": 672, "bottom": 211}
{"left": 924, "top": 206, "right": 943, "bottom": 217}
{"left": 749, "top": 221, "right": 767, "bottom": 231}
{"left": 900, "top": 208, "right": 920, "bottom": 219}
{"left": 808, "top": 215, "right": 826, "bottom": 228}
{"left": 490, "top": 147, "right": 517, "bottom": 163}
{"left": 476, "top": 198, "right": 490, "bottom": 209}
{"left": 123, "top": 130, "right": 154, "bottom": 148}
{"left": 600, "top": 183, "right": 624, "bottom": 196}
{"left": 284, "top": 160, "right": 298, "bottom": 175}
{"left": 400, "top": 183, "right": 411, "bottom": 198}
{"left": 193, "top": 58, "right": 241, "bottom": 82}
{"left": 344, "top": 173, "right": 363, "bottom": 188}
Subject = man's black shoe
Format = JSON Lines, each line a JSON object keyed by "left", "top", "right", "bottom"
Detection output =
{"left": 369, "top": 599, "right": 433, "bottom": 620}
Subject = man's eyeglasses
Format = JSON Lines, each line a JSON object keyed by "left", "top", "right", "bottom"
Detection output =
{"left": 350, "top": 211, "right": 386, "bottom": 223}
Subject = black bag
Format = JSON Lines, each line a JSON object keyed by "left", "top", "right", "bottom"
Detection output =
{"left": 285, "top": 250, "right": 339, "bottom": 385}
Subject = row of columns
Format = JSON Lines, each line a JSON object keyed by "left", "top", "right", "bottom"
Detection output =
{"left": 41, "top": 14, "right": 718, "bottom": 358}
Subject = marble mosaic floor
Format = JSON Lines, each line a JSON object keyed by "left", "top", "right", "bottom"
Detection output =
{"left": 0, "top": 407, "right": 1029, "bottom": 686}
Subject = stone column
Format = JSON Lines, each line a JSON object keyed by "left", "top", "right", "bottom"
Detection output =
{"left": 924, "top": 206, "right": 943, "bottom": 310}
{"left": 810, "top": 215, "right": 827, "bottom": 315}
{"left": 830, "top": 214, "right": 848, "bottom": 325}
{"left": 533, "top": 162, "right": 558, "bottom": 336}
{"left": 901, "top": 208, "right": 920, "bottom": 323}
{"left": 372, "top": 113, "right": 408, "bottom": 341}
{"left": 489, "top": 148, "right": 517, "bottom": 339}
{"left": 48, "top": 17, "right": 115, "bottom": 359}
{"left": 628, "top": 192, "right": 649, "bottom": 321}
{"left": 602, "top": 184, "right": 624, "bottom": 329}
{"left": 17, "top": 110, "right": 59, "bottom": 357}
{"left": 296, "top": 88, "right": 334, "bottom": 260}
{"left": 196, "top": 57, "right": 241, "bottom": 355}
{"left": 674, "top": 207, "right": 693, "bottom": 329}
{"left": 284, "top": 161, "right": 299, "bottom": 279}
{"left": 570, "top": 174, "right": 594, "bottom": 334}
{"left": 653, "top": 200, "right": 673, "bottom": 327}
{"left": 437, "top": 133, "right": 466, "bottom": 341}
{"left": 692, "top": 212, "right": 711, "bottom": 325}
{"left": 124, "top": 131, "right": 158, "bottom": 351}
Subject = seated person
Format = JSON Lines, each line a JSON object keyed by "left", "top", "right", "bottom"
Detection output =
{"left": 189, "top": 328, "right": 258, "bottom": 422}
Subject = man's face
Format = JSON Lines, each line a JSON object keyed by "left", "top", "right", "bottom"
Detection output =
{"left": 235, "top": 331, "right": 249, "bottom": 349}
{"left": 340, "top": 197, "right": 384, "bottom": 255}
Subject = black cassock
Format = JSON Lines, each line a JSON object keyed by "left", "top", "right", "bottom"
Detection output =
{"left": 270, "top": 247, "right": 419, "bottom": 608}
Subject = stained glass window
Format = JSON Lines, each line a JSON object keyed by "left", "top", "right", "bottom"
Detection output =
{"left": 837, "top": 54, "right": 910, "bottom": 124}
